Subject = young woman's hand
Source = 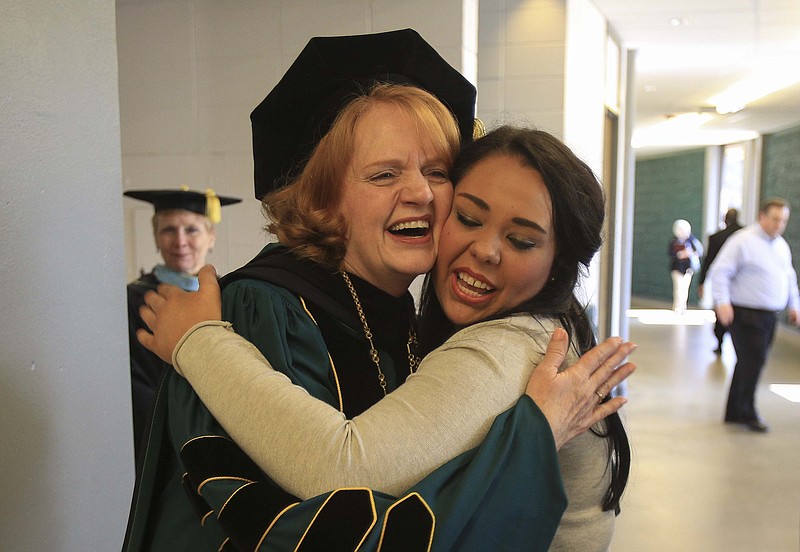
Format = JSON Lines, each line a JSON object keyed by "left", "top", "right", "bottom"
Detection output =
{"left": 526, "top": 329, "right": 636, "bottom": 450}
{"left": 137, "top": 264, "right": 222, "bottom": 364}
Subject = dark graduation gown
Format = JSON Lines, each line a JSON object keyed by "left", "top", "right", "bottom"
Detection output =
{"left": 127, "top": 272, "right": 169, "bottom": 465}
{"left": 123, "top": 244, "right": 566, "bottom": 552}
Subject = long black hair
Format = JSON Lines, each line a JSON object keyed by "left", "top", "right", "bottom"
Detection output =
{"left": 418, "top": 125, "right": 630, "bottom": 513}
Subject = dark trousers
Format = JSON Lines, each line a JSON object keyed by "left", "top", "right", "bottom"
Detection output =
{"left": 725, "top": 305, "right": 778, "bottom": 421}
{"left": 713, "top": 319, "right": 728, "bottom": 348}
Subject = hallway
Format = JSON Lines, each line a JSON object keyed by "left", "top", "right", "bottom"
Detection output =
{"left": 610, "top": 307, "right": 800, "bottom": 551}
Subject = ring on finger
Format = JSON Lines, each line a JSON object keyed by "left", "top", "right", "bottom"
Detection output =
{"left": 594, "top": 389, "right": 605, "bottom": 400}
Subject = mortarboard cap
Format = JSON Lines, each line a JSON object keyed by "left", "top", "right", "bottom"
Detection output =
{"left": 250, "top": 28, "right": 477, "bottom": 199}
{"left": 123, "top": 187, "right": 241, "bottom": 224}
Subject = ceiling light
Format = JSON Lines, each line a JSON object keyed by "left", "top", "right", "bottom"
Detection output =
{"left": 664, "top": 112, "right": 712, "bottom": 126}
{"left": 630, "top": 108, "right": 765, "bottom": 149}
{"left": 632, "top": 121, "right": 758, "bottom": 149}
{"left": 709, "top": 57, "right": 800, "bottom": 114}
{"left": 714, "top": 102, "right": 745, "bottom": 115}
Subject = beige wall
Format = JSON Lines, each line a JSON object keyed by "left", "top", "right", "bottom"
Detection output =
{"left": 477, "top": 0, "right": 568, "bottom": 135}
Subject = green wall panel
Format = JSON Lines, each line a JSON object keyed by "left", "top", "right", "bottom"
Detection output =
{"left": 761, "top": 126, "right": 800, "bottom": 328}
{"left": 632, "top": 149, "right": 706, "bottom": 305}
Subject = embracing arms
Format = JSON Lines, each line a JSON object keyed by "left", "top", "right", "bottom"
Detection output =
{"left": 138, "top": 266, "right": 635, "bottom": 498}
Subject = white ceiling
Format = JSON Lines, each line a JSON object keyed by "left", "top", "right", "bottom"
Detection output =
{"left": 592, "top": 0, "right": 800, "bottom": 154}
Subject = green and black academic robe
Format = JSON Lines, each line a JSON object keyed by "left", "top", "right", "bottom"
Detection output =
{"left": 123, "top": 244, "right": 566, "bottom": 551}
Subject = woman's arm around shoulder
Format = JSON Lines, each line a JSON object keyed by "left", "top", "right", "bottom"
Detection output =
{"left": 173, "top": 314, "right": 554, "bottom": 497}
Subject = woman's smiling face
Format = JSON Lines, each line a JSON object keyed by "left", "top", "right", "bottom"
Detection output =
{"left": 338, "top": 102, "right": 453, "bottom": 296}
{"left": 433, "top": 154, "right": 556, "bottom": 326}
{"left": 154, "top": 210, "right": 216, "bottom": 275}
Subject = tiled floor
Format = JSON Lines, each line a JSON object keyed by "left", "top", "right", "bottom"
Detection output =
{"left": 610, "top": 307, "right": 800, "bottom": 551}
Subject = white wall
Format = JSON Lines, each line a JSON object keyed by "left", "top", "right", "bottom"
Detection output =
{"left": 117, "top": 0, "right": 474, "bottom": 282}
{"left": 478, "top": 0, "right": 568, "bottom": 135}
{"left": 564, "top": 0, "right": 609, "bottom": 327}
{"left": 0, "top": 1, "right": 133, "bottom": 549}
{"left": 476, "top": 0, "right": 612, "bottom": 171}
{"left": 563, "top": 0, "right": 606, "bottom": 171}
{"left": 478, "top": 0, "right": 622, "bottom": 334}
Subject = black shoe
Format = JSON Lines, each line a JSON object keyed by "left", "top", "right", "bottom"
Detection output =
{"left": 726, "top": 416, "right": 769, "bottom": 432}
{"left": 746, "top": 419, "right": 769, "bottom": 433}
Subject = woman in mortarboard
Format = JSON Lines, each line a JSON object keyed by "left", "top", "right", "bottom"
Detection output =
{"left": 123, "top": 187, "right": 240, "bottom": 465}
{"left": 124, "top": 30, "right": 631, "bottom": 552}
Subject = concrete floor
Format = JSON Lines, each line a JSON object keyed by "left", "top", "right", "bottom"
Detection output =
{"left": 609, "top": 308, "right": 800, "bottom": 551}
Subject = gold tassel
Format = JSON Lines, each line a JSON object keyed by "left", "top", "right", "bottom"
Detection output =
{"left": 205, "top": 188, "right": 221, "bottom": 224}
{"left": 473, "top": 118, "right": 486, "bottom": 140}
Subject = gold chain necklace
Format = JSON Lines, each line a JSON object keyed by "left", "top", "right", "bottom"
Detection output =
{"left": 341, "top": 271, "right": 420, "bottom": 396}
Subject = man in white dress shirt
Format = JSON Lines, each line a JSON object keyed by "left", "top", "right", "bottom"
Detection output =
{"left": 709, "top": 198, "right": 800, "bottom": 432}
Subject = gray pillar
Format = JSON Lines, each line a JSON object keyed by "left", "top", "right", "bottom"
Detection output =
{"left": 0, "top": 1, "right": 134, "bottom": 549}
